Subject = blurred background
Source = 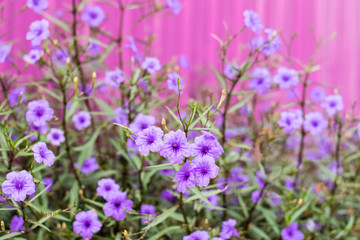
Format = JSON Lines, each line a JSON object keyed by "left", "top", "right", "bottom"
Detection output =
{"left": 1, "top": 0, "right": 359, "bottom": 110}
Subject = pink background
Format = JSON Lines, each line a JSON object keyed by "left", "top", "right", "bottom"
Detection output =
{"left": 1, "top": 0, "right": 359, "bottom": 110}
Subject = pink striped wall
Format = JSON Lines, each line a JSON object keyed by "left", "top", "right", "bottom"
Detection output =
{"left": 1, "top": 0, "right": 359, "bottom": 110}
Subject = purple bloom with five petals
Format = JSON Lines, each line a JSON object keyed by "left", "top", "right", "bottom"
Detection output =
{"left": 10, "top": 216, "right": 25, "bottom": 232}
{"left": 81, "top": 6, "right": 105, "bottom": 27}
{"left": 103, "top": 191, "right": 133, "bottom": 220}
{"left": 220, "top": 219, "right": 240, "bottom": 239}
{"left": 140, "top": 204, "right": 156, "bottom": 224}
{"left": 46, "top": 128, "right": 65, "bottom": 146}
{"left": 224, "top": 63, "right": 239, "bottom": 80}
{"left": 191, "top": 131, "right": 224, "bottom": 160}
{"left": 278, "top": 110, "right": 303, "bottom": 134}
{"left": 321, "top": 94, "right": 344, "bottom": 116}
{"left": 80, "top": 158, "right": 99, "bottom": 174}
{"left": 261, "top": 29, "right": 281, "bottom": 56}
{"left": 310, "top": 87, "right": 325, "bottom": 102}
{"left": 249, "top": 37, "right": 264, "bottom": 51}
{"left": 243, "top": 10, "right": 264, "bottom": 33}
{"left": 96, "top": 178, "right": 120, "bottom": 200}
{"left": 105, "top": 69, "right": 125, "bottom": 88}
{"left": 26, "top": 100, "right": 54, "bottom": 127}
{"left": 129, "top": 113, "right": 155, "bottom": 134}
{"left": 26, "top": 19, "right": 50, "bottom": 46}
{"left": 183, "top": 230, "right": 209, "bottom": 240}
{"left": 23, "top": 49, "right": 42, "bottom": 64}
{"left": 160, "top": 130, "right": 192, "bottom": 164}
{"left": 273, "top": 67, "right": 299, "bottom": 89}
{"left": 141, "top": 57, "right": 161, "bottom": 74}
{"left": 281, "top": 223, "right": 304, "bottom": 240}
{"left": 2, "top": 170, "right": 36, "bottom": 201}
{"left": 32, "top": 142, "right": 55, "bottom": 166}
{"left": 8, "top": 87, "right": 26, "bottom": 107}
{"left": 167, "top": 72, "right": 184, "bottom": 93}
{"left": 73, "top": 210, "right": 102, "bottom": 239}
{"left": 135, "top": 126, "right": 164, "bottom": 156}
{"left": 72, "top": 111, "right": 92, "bottom": 130}
{"left": 304, "top": 112, "right": 327, "bottom": 135}
{"left": 27, "top": 0, "right": 48, "bottom": 14}
{"left": 192, "top": 156, "right": 219, "bottom": 187}
{"left": 173, "top": 161, "right": 196, "bottom": 192}
{"left": 250, "top": 67, "right": 272, "bottom": 94}
{"left": 51, "top": 49, "right": 70, "bottom": 66}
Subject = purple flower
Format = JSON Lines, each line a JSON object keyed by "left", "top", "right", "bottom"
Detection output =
{"left": 140, "top": 204, "right": 156, "bottom": 224}
{"left": 135, "top": 126, "right": 164, "bottom": 156}
{"left": 220, "top": 219, "right": 240, "bottom": 239}
{"left": 183, "top": 230, "right": 209, "bottom": 240}
{"left": 192, "top": 156, "right": 219, "bottom": 187}
{"left": 87, "top": 41, "right": 102, "bottom": 56}
{"left": 43, "top": 177, "right": 53, "bottom": 192}
{"left": 249, "top": 37, "right": 264, "bottom": 51}
{"left": 328, "top": 161, "right": 343, "bottom": 175}
{"left": 179, "top": 54, "right": 190, "bottom": 70}
{"left": 251, "top": 190, "right": 262, "bottom": 203}
{"left": 103, "top": 191, "right": 133, "bottom": 220}
{"left": 217, "top": 177, "right": 230, "bottom": 194}
{"left": 80, "top": 157, "right": 99, "bottom": 174}
{"left": 129, "top": 113, "right": 155, "bottom": 134}
{"left": 278, "top": 110, "right": 303, "bottom": 134}
{"left": 73, "top": 210, "right": 102, "bottom": 239}
{"left": 321, "top": 94, "right": 344, "bottom": 116}
{"left": 310, "top": 87, "right": 325, "bottom": 102}
{"left": 273, "top": 67, "right": 299, "bottom": 89}
{"left": 160, "top": 130, "right": 191, "bottom": 164}
{"left": 261, "top": 29, "right": 281, "bottom": 56}
{"left": 52, "top": 49, "right": 70, "bottom": 65}
{"left": 23, "top": 49, "right": 42, "bottom": 64}
{"left": 173, "top": 161, "right": 196, "bottom": 192}
{"left": 267, "top": 191, "right": 281, "bottom": 206}
{"left": 26, "top": 19, "right": 50, "bottom": 46}
{"left": 305, "top": 220, "right": 322, "bottom": 232}
{"left": 141, "top": 57, "right": 161, "bottom": 74}
{"left": 32, "top": 142, "right": 55, "bottom": 166}
{"left": 26, "top": 100, "right": 54, "bottom": 127}
{"left": 161, "top": 190, "right": 176, "bottom": 203}
{"left": 255, "top": 170, "right": 267, "bottom": 189}
{"left": 112, "top": 107, "right": 129, "bottom": 125}
{"left": 81, "top": 5, "right": 105, "bottom": 27}
{"left": 2, "top": 170, "right": 36, "bottom": 201}
{"left": 229, "top": 167, "right": 249, "bottom": 189}
{"left": 10, "top": 216, "right": 25, "bottom": 232}
{"left": 46, "top": 128, "right": 65, "bottom": 146}
{"left": 167, "top": 72, "right": 184, "bottom": 93}
{"left": 0, "top": 42, "right": 11, "bottom": 62}
{"left": 281, "top": 223, "right": 304, "bottom": 240}
{"left": 250, "top": 67, "right": 272, "bottom": 94}
{"left": 124, "top": 37, "right": 138, "bottom": 52}
{"left": 243, "top": 10, "right": 264, "bottom": 33}
{"left": 27, "top": 0, "right": 48, "bottom": 14}
{"left": 167, "top": 0, "right": 182, "bottom": 15}
{"left": 105, "top": 69, "right": 125, "bottom": 88}
{"left": 96, "top": 178, "right": 120, "bottom": 200}
{"left": 224, "top": 63, "right": 239, "bottom": 80}
{"left": 304, "top": 112, "right": 327, "bottom": 135}
{"left": 72, "top": 111, "right": 91, "bottom": 130}
{"left": 357, "top": 123, "right": 360, "bottom": 139}
{"left": 8, "top": 87, "right": 26, "bottom": 107}
{"left": 191, "top": 131, "right": 224, "bottom": 159}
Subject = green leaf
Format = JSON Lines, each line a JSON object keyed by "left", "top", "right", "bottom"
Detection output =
{"left": 148, "top": 226, "right": 181, "bottom": 240}
{"left": 143, "top": 206, "right": 178, "bottom": 230}
{"left": 98, "top": 43, "right": 116, "bottom": 63}
{"left": 143, "top": 163, "right": 172, "bottom": 171}
{"left": 43, "top": 12, "right": 71, "bottom": 33}
{"left": 229, "top": 92, "right": 254, "bottom": 113}
{"left": 26, "top": 185, "right": 51, "bottom": 204}
{"left": 188, "top": 104, "right": 214, "bottom": 130}
{"left": 212, "top": 66, "right": 227, "bottom": 91}
{"left": 249, "top": 224, "right": 271, "bottom": 240}
{"left": 166, "top": 107, "right": 183, "bottom": 127}
{"left": 94, "top": 98, "right": 115, "bottom": 117}
{"left": 0, "top": 232, "right": 22, "bottom": 240}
